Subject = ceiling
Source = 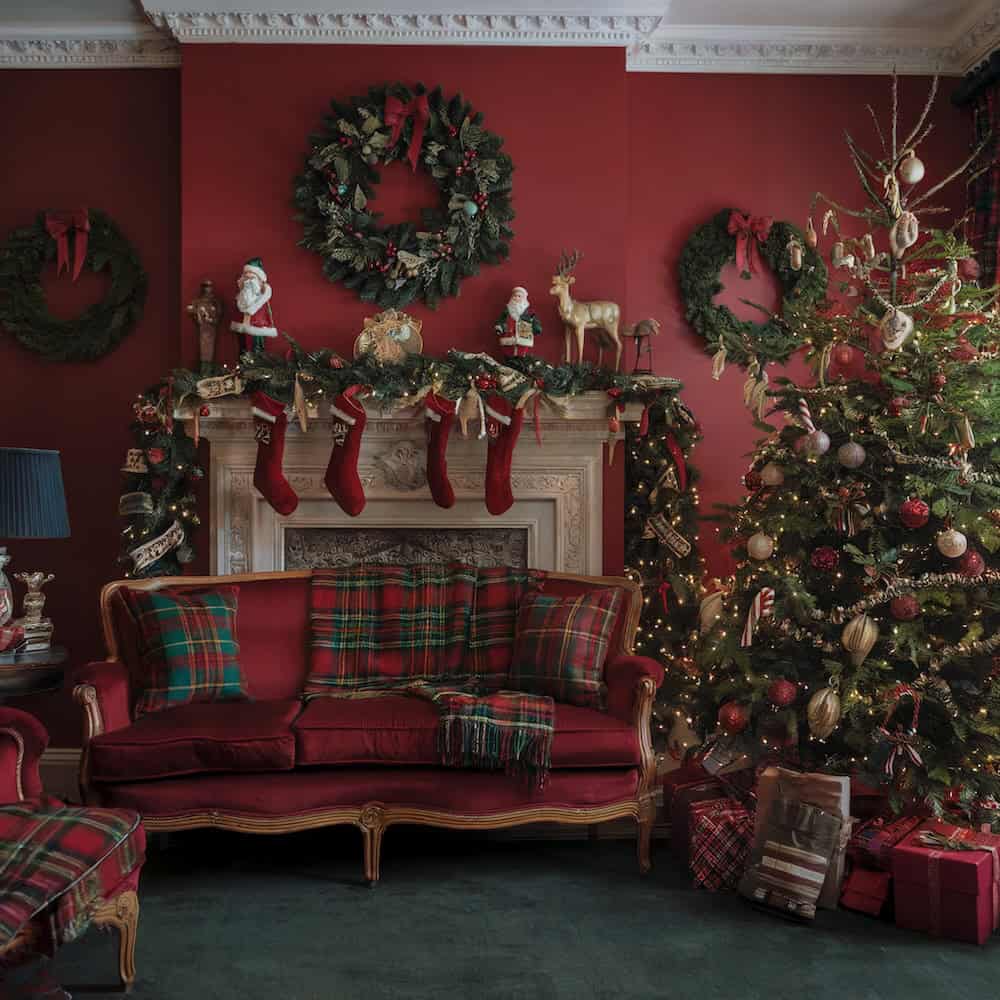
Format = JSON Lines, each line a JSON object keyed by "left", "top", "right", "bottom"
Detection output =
{"left": 0, "top": 0, "right": 996, "bottom": 74}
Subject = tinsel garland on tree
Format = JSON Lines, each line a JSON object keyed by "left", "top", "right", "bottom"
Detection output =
{"left": 623, "top": 400, "right": 704, "bottom": 760}
{"left": 117, "top": 346, "right": 699, "bottom": 580}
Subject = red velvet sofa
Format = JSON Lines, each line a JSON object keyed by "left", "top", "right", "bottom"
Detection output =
{"left": 74, "top": 569, "right": 663, "bottom": 882}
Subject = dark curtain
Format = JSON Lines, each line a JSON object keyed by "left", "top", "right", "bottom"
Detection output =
{"left": 968, "top": 85, "right": 1000, "bottom": 285}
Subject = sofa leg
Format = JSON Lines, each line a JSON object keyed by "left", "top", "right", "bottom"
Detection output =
{"left": 637, "top": 800, "right": 655, "bottom": 874}
{"left": 92, "top": 889, "right": 139, "bottom": 991}
{"left": 359, "top": 805, "right": 386, "bottom": 885}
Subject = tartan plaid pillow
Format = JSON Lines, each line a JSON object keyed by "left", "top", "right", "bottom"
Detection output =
{"left": 508, "top": 587, "right": 622, "bottom": 708}
{"left": 123, "top": 586, "right": 248, "bottom": 717}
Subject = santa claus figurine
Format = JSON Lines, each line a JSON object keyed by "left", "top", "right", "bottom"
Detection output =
{"left": 230, "top": 257, "right": 279, "bottom": 352}
{"left": 494, "top": 286, "right": 542, "bottom": 358}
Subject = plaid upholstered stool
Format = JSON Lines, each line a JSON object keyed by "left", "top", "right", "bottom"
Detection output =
{"left": 0, "top": 708, "right": 145, "bottom": 993}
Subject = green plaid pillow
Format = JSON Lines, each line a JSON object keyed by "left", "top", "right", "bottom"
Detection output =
{"left": 508, "top": 587, "right": 623, "bottom": 708}
{"left": 123, "top": 586, "right": 248, "bottom": 717}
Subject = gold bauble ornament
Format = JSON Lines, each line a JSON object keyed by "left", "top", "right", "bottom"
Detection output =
{"left": 842, "top": 612, "right": 878, "bottom": 667}
{"left": 807, "top": 687, "right": 842, "bottom": 739}
{"left": 760, "top": 462, "right": 784, "bottom": 487}
{"left": 747, "top": 532, "right": 775, "bottom": 561}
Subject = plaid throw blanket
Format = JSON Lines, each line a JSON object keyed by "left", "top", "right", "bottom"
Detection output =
{"left": 308, "top": 564, "right": 552, "bottom": 780}
{"left": 410, "top": 684, "right": 554, "bottom": 785}
{"left": 0, "top": 797, "right": 142, "bottom": 949}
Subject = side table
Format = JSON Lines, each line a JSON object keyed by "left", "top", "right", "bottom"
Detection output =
{"left": 0, "top": 645, "right": 67, "bottom": 700}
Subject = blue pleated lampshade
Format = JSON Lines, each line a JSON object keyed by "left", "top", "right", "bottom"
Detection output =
{"left": 0, "top": 448, "right": 71, "bottom": 539}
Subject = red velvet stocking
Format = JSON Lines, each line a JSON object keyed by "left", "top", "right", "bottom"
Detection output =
{"left": 251, "top": 391, "right": 298, "bottom": 516}
{"left": 484, "top": 395, "right": 523, "bottom": 515}
{"left": 325, "top": 387, "right": 367, "bottom": 516}
{"left": 425, "top": 393, "right": 457, "bottom": 509}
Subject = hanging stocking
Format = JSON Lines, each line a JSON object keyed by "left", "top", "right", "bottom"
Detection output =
{"left": 251, "top": 391, "right": 298, "bottom": 516}
{"left": 484, "top": 395, "right": 523, "bottom": 515}
{"left": 425, "top": 393, "right": 457, "bottom": 509}
{"left": 325, "top": 386, "right": 367, "bottom": 516}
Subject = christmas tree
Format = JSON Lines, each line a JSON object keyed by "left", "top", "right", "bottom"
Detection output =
{"left": 695, "top": 76, "right": 1000, "bottom": 819}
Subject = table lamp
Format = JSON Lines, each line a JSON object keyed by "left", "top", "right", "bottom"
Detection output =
{"left": 0, "top": 448, "right": 71, "bottom": 649}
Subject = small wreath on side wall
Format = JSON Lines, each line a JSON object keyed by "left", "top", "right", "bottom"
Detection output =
{"left": 0, "top": 209, "right": 147, "bottom": 363}
{"left": 678, "top": 208, "right": 828, "bottom": 373}
{"left": 294, "top": 82, "right": 514, "bottom": 310}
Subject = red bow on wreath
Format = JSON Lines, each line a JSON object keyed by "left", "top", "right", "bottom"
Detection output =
{"left": 727, "top": 211, "right": 773, "bottom": 278}
{"left": 384, "top": 94, "right": 430, "bottom": 171}
{"left": 44, "top": 208, "right": 90, "bottom": 282}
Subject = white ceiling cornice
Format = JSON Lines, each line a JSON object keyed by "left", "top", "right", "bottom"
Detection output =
{"left": 2, "top": 2, "right": 1000, "bottom": 75}
{"left": 0, "top": 23, "right": 179, "bottom": 69}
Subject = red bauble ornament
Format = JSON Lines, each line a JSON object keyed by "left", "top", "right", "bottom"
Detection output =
{"left": 146, "top": 447, "right": 166, "bottom": 465}
{"left": 957, "top": 549, "right": 985, "bottom": 578}
{"left": 831, "top": 343, "right": 855, "bottom": 367}
{"left": 768, "top": 679, "right": 798, "bottom": 708}
{"left": 199, "top": 404, "right": 211, "bottom": 417}
{"left": 890, "top": 594, "right": 921, "bottom": 621}
{"left": 959, "top": 257, "right": 981, "bottom": 282}
{"left": 474, "top": 373, "right": 497, "bottom": 391}
{"left": 743, "top": 470, "right": 763, "bottom": 492}
{"left": 888, "top": 396, "right": 909, "bottom": 417}
{"left": 810, "top": 546, "right": 840, "bottom": 573}
{"left": 718, "top": 702, "right": 749, "bottom": 734}
{"left": 951, "top": 335, "right": 978, "bottom": 362}
{"left": 899, "top": 498, "right": 930, "bottom": 529}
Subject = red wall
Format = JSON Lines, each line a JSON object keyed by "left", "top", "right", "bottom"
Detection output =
{"left": 1, "top": 54, "right": 970, "bottom": 745}
{"left": 0, "top": 70, "right": 179, "bottom": 743}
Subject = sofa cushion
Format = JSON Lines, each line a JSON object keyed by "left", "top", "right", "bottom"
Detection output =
{"left": 89, "top": 700, "right": 301, "bottom": 782}
{"left": 293, "top": 695, "right": 639, "bottom": 769}
{"left": 508, "top": 587, "right": 623, "bottom": 708}
{"left": 121, "top": 585, "right": 249, "bottom": 718}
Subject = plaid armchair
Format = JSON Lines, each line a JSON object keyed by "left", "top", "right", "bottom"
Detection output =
{"left": 0, "top": 708, "right": 145, "bottom": 992}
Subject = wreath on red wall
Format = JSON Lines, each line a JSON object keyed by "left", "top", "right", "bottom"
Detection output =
{"left": 294, "top": 82, "right": 514, "bottom": 310}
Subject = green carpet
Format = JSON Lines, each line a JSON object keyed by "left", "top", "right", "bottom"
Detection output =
{"left": 43, "top": 827, "right": 1000, "bottom": 999}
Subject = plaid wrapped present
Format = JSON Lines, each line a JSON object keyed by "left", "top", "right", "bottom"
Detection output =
{"left": 410, "top": 684, "right": 554, "bottom": 785}
{"left": 690, "top": 799, "right": 753, "bottom": 891}
{"left": 508, "top": 587, "right": 622, "bottom": 708}
{"left": 0, "top": 797, "right": 143, "bottom": 950}
{"left": 306, "top": 564, "right": 478, "bottom": 693}
{"left": 123, "top": 585, "right": 247, "bottom": 717}
{"left": 465, "top": 566, "right": 544, "bottom": 682}
{"left": 850, "top": 814, "right": 923, "bottom": 871}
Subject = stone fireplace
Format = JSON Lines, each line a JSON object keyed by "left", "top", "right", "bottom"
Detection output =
{"left": 187, "top": 393, "right": 638, "bottom": 576}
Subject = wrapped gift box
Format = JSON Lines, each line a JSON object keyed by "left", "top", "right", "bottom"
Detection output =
{"left": 690, "top": 798, "right": 753, "bottom": 892}
{"left": 660, "top": 761, "right": 712, "bottom": 812}
{"left": 892, "top": 821, "right": 1000, "bottom": 945}
{"left": 850, "top": 777, "right": 889, "bottom": 821}
{"left": 851, "top": 814, "right": 923, "bottom": 871}
{"left": 670, "top": 780, "right": 727, "bottom": 857}
{"left": 841, "top": 867, "right": 893, "bottom": 917}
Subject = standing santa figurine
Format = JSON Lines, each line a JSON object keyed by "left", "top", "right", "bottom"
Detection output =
{"left": 230, "top": 257, "right": 279, "bottom": 352}
{"left": 494, "top": 286, "right": 542, "bottom": 358}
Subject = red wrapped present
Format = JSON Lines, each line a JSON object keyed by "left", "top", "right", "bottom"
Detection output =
{"left": 659, "top": 760, "right": 711, "bottom": 812}
{"left": 851, "top": 814, "right": 923, "bottom": 871}
{"left": 892, "top": 821, "right": 1000, "bottom": 945}
{"left": 670, "top": 780, "right": 726, "bottom": 857}
{"left": 850, "top": 777, "right": 889, "bottom": 821}
{"left": 840, "top": 867, "right": 893, "bottom": 917}
{"left": 690, "top": 799, "right": 753, "bottom": 891}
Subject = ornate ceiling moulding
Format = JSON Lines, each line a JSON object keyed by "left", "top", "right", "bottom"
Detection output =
{"left": 0, "top": 28, "right": 179, "bottom": 69}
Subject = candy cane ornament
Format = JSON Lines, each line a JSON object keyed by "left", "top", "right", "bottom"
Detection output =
{"left": 741, "top": 586, "right": 775, "bottom": 647}
{"left": 798, "top": 397, "right": 830, "bottom": 456}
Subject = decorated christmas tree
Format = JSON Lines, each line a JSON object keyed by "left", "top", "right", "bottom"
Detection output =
{"left": 694, "top": 77, "right": 1000, "bottom": 818}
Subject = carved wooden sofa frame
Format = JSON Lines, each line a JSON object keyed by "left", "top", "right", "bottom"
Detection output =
{"left": 74, "top": 570, "right": 661, "bottom": 882}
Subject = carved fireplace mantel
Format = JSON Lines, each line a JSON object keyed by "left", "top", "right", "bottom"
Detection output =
{"left": 186, "top": 392, "right": 640, "bottom": 577}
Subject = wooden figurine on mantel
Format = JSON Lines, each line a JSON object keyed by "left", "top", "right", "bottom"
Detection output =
{"left": 549, "top": 249, "right": 622, "bottom": 371}
{"left": 186, "top": 279, "right": 223, "bottom": 373}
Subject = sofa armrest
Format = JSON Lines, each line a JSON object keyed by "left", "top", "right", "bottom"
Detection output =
{"left": 73, "top": 661, "right": 132, "bottom": 745}
{"left": 0, "top": 707, "right": 49, "bottom": 801}
{"left": 605, "top": 655, "right": 664, "bottom": 723}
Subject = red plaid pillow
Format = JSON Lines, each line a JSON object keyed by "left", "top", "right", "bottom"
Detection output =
{"left": 508, "top": 587, "right": 622, "bottom": 708}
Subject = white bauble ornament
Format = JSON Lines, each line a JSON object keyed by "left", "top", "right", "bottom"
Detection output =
{"left": 699, "top": 590, "right": 724, "bottom": 635}
{"left": 898, "top": 155, "right": 925, "bottom": 185}
{"left": 747, "top": 532, "right": 775, "bottom": 561}
{"left": 807, "top": 687, "right": 842, "bottom": 739}
{"left": 760, "top": 462, "right": 785, "bottom": 487}
{"left": 881, "top": 308, "right": 914, "bottom": 351}
{"left": 837, "top": 441, "right": 866, "bottom": 469}
{"left": 842, "top": 613, "right": 879, "bottom": 667}
{"left": 936, "top": 529, "right": 968, "bottom": 559}
{"left": 804, "top": 430, "right": 831, "bottom": 457}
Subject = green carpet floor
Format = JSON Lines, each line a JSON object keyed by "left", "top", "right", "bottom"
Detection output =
{"left": 42, "top": 827, "right": 1000, "bottom": 999}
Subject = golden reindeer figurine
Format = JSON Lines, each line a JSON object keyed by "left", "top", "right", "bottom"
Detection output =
{"left": 549, "top": 250, "right": 622, "bottom": 371}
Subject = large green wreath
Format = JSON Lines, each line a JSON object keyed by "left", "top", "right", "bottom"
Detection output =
{"left": 294, "top": 82, "right": 514, "bottom": 309}
{"left": 0, "top": 210, "right": 147, "bottom": 363}
{"left": 678, "top": 208, "right": 827, "bottom": 371}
